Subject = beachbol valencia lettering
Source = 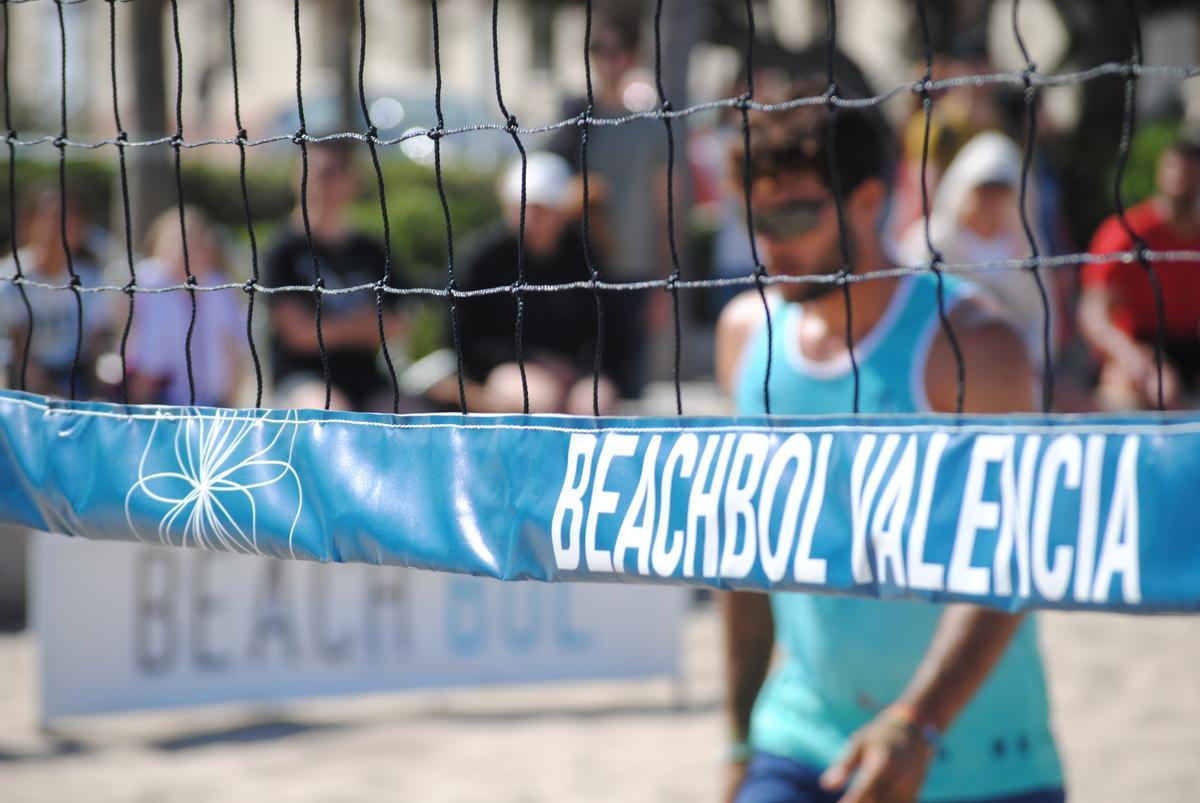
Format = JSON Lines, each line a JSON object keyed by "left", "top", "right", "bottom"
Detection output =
{"left": 552, "top": 431, "right": 1142, "bottom": 606}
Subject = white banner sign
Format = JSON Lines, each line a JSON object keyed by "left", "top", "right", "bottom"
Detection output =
{"left": 32, "top": 537, "right": 686, "bottom": 720}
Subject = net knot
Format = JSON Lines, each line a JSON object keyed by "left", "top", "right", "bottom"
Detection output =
{"left": 168, "top": 134, "right": 184, "bottom": 149}
{"left": 508, "top": 280, "right": 524, "bottom": 296}
{"left": 503, "top": 114, "right": 519, "bottom": 134}
{"left": 52, "top": 135, "right": 67, "bottom": 150}
{"left": 115, "top": 130, "right": 128, "bottom": 144}
{"left": 427, "top": 125, "right": 444, "bottom": 141}
{"left": 4, "top": 129, "right": 15, "bottom": 144}
{"left": 291, "top": 128, "right": 306, "bottom": 145}
{"left": 185, "top": 275, "right": 198, "bottom": 287}
{"left": 242, "top": 278, "right": 257, "bottom": 294}
{"left": 824, "top": 84, "right": 840, "bottom": 106}
{"left": 734, "top": 93, "right": 752, "bottom": 112}
{"left": 366, "top": 125, "right": 379, "bottom": 140}
{"left": 660, "top": 100, "right": 672, "bottom": 115}
{"left": 312, "top": 277, "right": 326, "bottom": 292}
{"left": 236, "top": 128, "right": 249, "bottom": 144}
{"left": 1133, "top": 240, "right": 1151, "bottom": 265}
{"left": 69, "top": 274, "right": 82, "bottom": 289}
{"left": 575, "top": 108, "right": 592, "bottom": 127}
{"left": 122, "top": 280, "right": 136, "bottom": 296}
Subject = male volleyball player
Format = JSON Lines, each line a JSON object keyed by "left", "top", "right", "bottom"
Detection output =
{"left": 715, "top": 100, "right": 1064, "bottom": 802}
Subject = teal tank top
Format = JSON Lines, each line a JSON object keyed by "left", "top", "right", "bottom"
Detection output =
{"left": 734, "top": 273, "right": 1062, "bottom": 801}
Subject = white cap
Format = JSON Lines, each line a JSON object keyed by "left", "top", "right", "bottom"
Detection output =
{"left": 935, "top": 131, "right": 1023, "bottom": 214}
{"left": 500, "top": 152, "right": 573, "bottom": 208}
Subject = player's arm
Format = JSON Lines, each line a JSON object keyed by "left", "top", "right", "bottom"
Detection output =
{"left": 823, "top": 302, "right": 1035, "bottom": 803}
{"left": 271, "top": 297, "right": 385, "bottom": 353}
{"left": 714, "top": 290, "right": 765, "bottom": 395}
{"left": 1077, "top": 282, "right": 1137, "bottom": 366}
{"left": 264, "top": 240, "right": 389, "bottom": 354}
{"left": 715, "top": 292, "right": 776, "bottom": 800}
{"left": 1078, "top": 280, "right": 1173, "bottom": 405}
{"left": 926, "top": 298, "right": 1037, "bottom": 414}
{"left": 721, "top": 590, "right": 774, "bottom": 801}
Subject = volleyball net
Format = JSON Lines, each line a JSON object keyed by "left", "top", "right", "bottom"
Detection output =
{"left": 1, "top": 0, "right": 1199, "bottom": 614}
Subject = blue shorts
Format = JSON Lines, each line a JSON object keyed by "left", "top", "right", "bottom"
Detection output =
{"left": 735, "top": 752, "right": 1066, "bottom": 803}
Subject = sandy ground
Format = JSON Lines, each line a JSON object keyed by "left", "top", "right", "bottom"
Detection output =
{"left": 0, "top": 607, "right": 1199, "bottom": 802}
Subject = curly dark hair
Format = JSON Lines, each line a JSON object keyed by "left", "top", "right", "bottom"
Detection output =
{"left": 729, "top": 80, "right": 892, "bottom": 199}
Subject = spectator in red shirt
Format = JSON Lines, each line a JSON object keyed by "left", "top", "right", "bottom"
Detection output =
{"left": 1079, "top": 128, "right": 1200, "bottom": 409}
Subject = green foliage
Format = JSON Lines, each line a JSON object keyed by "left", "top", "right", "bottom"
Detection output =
{"left": 404, "top": 300, "right": 452, "bottom": 362}
{"left": 0, "top": 155, "right": 294, "bottom": 252}
{"left": 0, "top": 153, "right": 498, "bottom": 277}
{"left": 349, "top": 158, "right": 500, "bottom": 283}
{"left": 0, "top": 151, "right": 498, "bottom": 363}
{"left": 0, "top": 157, "right": 112, "bottom": 250}
{"left": 348, "top": 158, "right": 500, "bottom": 361}
{"left": 176, "top": 159, "right": 296, "bottom": 230}
{"left": 1116, "top": 118, "right": 1183, "bottom": 207}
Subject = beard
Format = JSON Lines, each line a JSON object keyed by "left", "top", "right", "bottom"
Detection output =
{"left": 780, "top": 277, "right": 841, "bottom": 304}
{"left": 775, "top": 232, "right": 857, "bottom": 304}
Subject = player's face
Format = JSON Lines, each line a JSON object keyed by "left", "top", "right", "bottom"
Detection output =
{"left": 26, "top": 198, "right": 85, "bottom": 257}
{"left": 518, "top": 203, "right": 567, "bottom": 257}
{"left": 1158, "top": 148, "right": 1200, "bottom": 209}
{"left": 589, "top": 31, "right": 636, "bottom": 90}
{"left": 750, "top": 171, "right": 845, "bottom": 303}
{"left": 308, "top": 149, "right": 358, "bottom": 210}
{"left": 963, "top": 182, "right": 1015, "bottom": 238}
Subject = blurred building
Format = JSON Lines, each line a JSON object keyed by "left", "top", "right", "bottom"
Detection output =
{"left": 2, "top": 1, "right": 1195, "bottom": 146}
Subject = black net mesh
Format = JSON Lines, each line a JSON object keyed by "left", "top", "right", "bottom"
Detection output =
{"left": 0, "top": 0, "right": 1198, "bottom": 418}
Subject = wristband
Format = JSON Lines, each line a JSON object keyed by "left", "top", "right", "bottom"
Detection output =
{"left": 884, "top": 702, "right": 942, "bottom": 752}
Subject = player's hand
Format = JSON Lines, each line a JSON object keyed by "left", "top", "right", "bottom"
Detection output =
{"left": 1140, "top": 356, "right": 1179, "bottom": 409}
{"left": 1120, "top": 343, "right": 1179, "bottom": 408}
{"left": 818, "top": 713, "right": 935, "bottom": 803}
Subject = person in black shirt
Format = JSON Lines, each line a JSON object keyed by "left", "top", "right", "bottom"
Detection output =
{"left": 547, "top": 9, "right": 667, "bottom": 401}
{"left": 263, "top": 140, "right": 409, "bottom": 412}
{"left": 458, "top": 153, "right": 617, "bottom": 414}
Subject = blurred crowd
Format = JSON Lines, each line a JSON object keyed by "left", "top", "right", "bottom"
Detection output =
{"left": 2, "top": 9, "right": 1199, "bottom": 416}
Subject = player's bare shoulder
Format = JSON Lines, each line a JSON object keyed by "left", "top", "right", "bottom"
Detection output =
{"left": 715, "top": 289, "right": 773, "bottom": 394}
{"left": 926, "top": 292, "right": 1035, "bottom": 414}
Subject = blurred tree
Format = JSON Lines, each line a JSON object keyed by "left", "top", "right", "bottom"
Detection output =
{"left": 318, "top": 0, "right": 358, "bottom": 131}
{"left": 1053, "top": 0, "right": 1192, "bottom": 246}
{"left": 129, "top": 0, "right": 174, "bottom": 248}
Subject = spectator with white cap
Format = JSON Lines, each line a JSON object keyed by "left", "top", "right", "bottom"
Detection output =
{"left": 454, "top": 152, "right": 617, "bottom": 414}
{"left": 899, "top": 130, "right": 1060, "bottom": 372}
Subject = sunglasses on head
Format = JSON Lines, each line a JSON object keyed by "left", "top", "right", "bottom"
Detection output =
{"left": 751, "top": 197, "right": 831, "bottom": 241}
